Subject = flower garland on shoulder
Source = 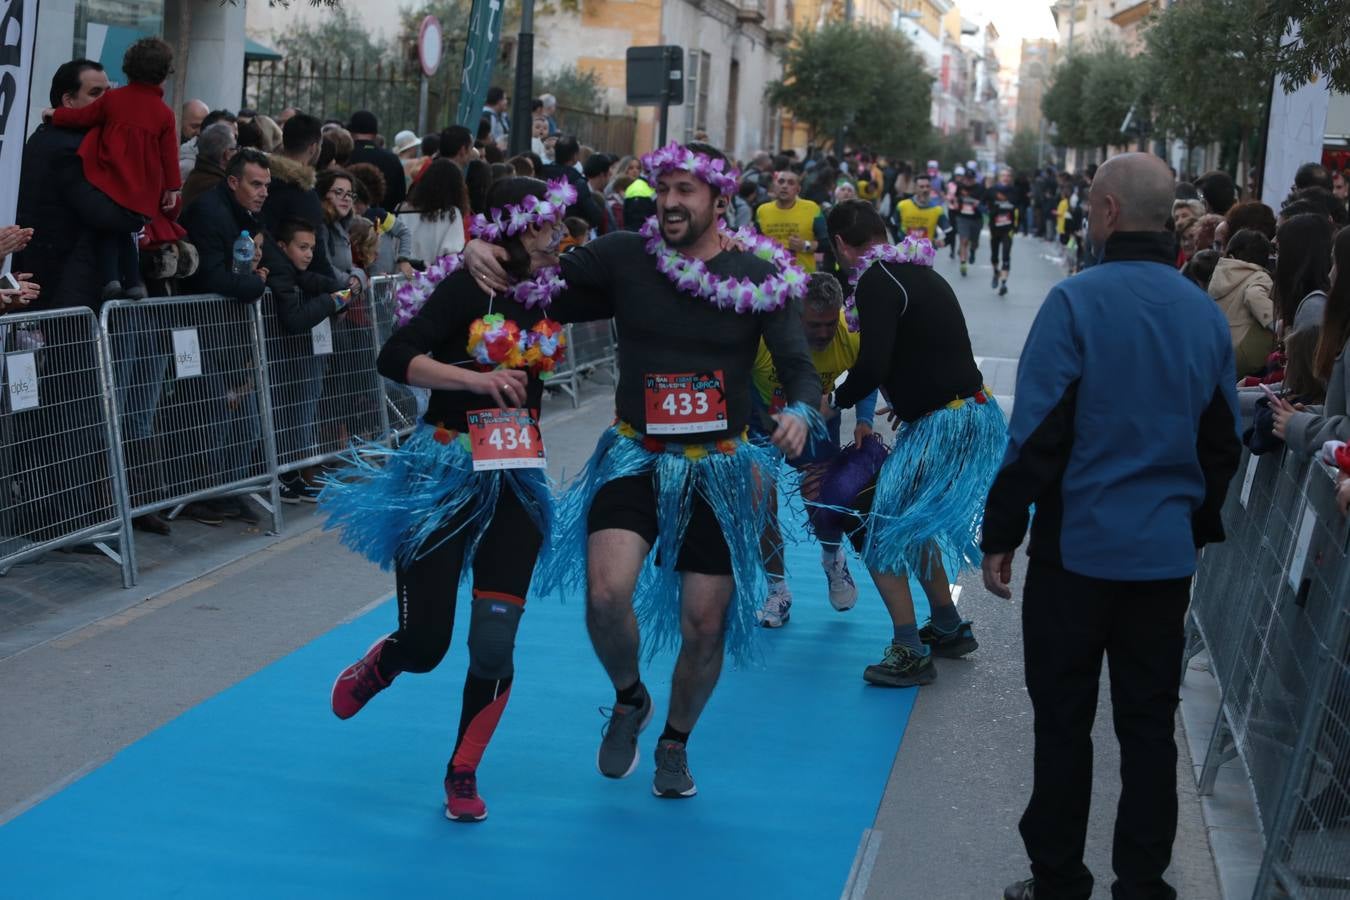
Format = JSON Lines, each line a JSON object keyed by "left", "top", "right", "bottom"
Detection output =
{"left": 639, "top": 217, "right": 809, "bottom": 314}
{"left": 394, "top": 253, "right": 464, "bottom": 327}
{"left": 843, "top": 237, "right": 937, "bottom": 332}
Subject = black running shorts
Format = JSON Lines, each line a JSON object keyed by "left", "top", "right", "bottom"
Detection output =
{"left": 586, "top": 474, "right": 734, "bottom": 575}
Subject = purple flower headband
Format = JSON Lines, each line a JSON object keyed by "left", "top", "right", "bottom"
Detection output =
{"left": 641, "top": 142, "right": 741, "bottom": 197}
{"left": 469, "top": 177, "right": 578, "bottom": 242}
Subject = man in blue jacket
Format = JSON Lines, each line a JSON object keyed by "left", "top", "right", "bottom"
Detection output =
{"left": 982, "top": 153, "right": 1242, "bottom": 900}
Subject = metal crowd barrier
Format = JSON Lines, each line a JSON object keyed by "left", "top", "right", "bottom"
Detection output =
{"left": 547, "top": 320, "right": 619, "bottom": 408}
{"left": 257, "top": 286, "right": 392, "bottom": 531}
{"left": 3, "top": 276, "right": 622, "bottom": 588}
{"left": 367, "top": 275, "right": 421, "bottom": 438}
{"left": 1186, "top": 448, "right": 1350, "bottom": 897}
{"left": 0, "top": 307, "right": 133, "bottom": 587}
{"left": 102, "top": 295, "right": 282, "bottom": 559}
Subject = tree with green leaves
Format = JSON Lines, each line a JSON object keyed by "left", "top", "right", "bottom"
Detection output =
{"left": 767, "top": 22, "right": 932, "bottom": 158}
{"left": 1262, "top": 0, "right": 1350, "bottom": 94}
{"left": 1079, "top": 42, "right": 1140, "bottom": 156}
{"left": 1005, "top": 127, "right": 1041, "bottom": 175}
{"left": 537, "top": 66, "right": 605, "bottom": 112}
{"left": 1141, "top": 0, "right": 1276, "bottom": 178}
{"left": 1040, "top": 52, "right": 1092, "bottom": 152}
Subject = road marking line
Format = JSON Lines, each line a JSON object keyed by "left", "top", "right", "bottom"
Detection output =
{"left": 841, "top": 828, "right": 884, "bottom": 899}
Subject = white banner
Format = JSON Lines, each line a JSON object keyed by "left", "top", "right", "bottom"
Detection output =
{"left": 0, "top": 0, "right": 39, "bottom": 268}
{"left": 1261, "top": 24, "right": 1332, "bottom": 209}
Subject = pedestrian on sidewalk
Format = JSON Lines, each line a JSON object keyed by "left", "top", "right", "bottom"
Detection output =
{"left": 981, "top": 152, "right": 1243, "bottom": 900}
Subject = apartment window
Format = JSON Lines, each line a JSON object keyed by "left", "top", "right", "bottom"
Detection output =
{"left": 684, "top": 49, "right": 711, "bottom": 141}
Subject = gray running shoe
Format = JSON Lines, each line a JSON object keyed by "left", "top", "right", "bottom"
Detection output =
{"left": 863, "top": 643, "right": 937, "bottom": 687}
{"left": 652, "top": 739, "right": 697, "bottom": 798}
{"left": 597, "top": 685, "right": 653, "bottom": 778}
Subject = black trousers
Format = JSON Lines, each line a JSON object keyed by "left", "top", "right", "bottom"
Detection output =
{"left": 1020, "top": 560, "right": 1191, "bottom": 900}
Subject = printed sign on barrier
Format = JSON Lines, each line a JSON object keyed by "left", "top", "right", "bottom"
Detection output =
{"left": 1288, "top": 504, "right": 1318, "bottom": 591}
{"left": 171, "top": 328, "right": 202, "bottom": 378}
{"left": 1240, "top": 454, "right": 1260, "bottom": 508}
{"left": 311, "top": 318, "right": 334, "bottom": 355}
{"left": 5, "top": 351, "right": 39, "bottom": 411}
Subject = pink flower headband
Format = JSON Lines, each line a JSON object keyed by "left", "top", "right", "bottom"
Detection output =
{"left": 469, "top": 178, "right": 577, "bottom": 242}
{"left": 641, "top": 142, "right": 741, "bottom": 197}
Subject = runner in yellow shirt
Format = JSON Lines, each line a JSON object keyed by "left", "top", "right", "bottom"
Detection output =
{"left": 749, "top": 274, "right": 879, "bottom": 626}
{"left": 892, "top": 174, "right": 949, "bottom": 245}
{"left": 754, "top": 170, "right": 826, "bottom": 272}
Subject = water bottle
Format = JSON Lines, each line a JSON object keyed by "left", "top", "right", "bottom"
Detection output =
{"left": 231, "top": 231, "right": 254, "bottom": 275}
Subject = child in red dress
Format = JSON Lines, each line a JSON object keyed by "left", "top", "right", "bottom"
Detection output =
{"left": 48, "top": 38, "right": 184, "bottom": 299}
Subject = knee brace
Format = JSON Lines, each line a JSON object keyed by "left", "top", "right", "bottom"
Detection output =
{"left": 466, "top": 591, "right": 525, "bottom": 680}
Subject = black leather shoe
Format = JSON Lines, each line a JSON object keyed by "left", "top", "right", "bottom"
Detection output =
{"left": 132, "top": 513, "right": 171, "bottom": 536}
{"left": 1004, "top": 879, "right": 1035, "bottom": 900}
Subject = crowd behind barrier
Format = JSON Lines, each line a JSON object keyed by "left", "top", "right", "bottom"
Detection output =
{"left": 0, "top": 275, "right": 621, "bottom": 587}
{"left": 1187, "top": 448, "right": 1350, "bottom": 897}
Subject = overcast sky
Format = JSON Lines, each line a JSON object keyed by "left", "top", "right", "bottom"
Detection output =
{"left": 962, "top": 0, "right": 1059, "bottom": 45}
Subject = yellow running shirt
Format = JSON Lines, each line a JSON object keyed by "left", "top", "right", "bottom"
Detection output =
{"left": 755, "top": 198, "right": 823, "bottom": 272}
{"left": 897, "top": 199, "right": 946, "bottom": 241}
{"left": 753, "top": 311, "right": 859, "bottom": 410}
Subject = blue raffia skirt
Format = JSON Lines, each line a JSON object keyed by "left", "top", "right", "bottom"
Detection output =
{"left": 534, "top": 420, "right": 783, "bottom": 664}
{"left": 317, "top": 425, "right": 552, "bottom": 577}
{"left": 860, "top": 391, "right": 1007, "bottom": 577}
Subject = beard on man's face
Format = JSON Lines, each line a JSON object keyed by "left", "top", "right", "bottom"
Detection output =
{"left": 659, "top": 200, "right": 715, "bottom": 248}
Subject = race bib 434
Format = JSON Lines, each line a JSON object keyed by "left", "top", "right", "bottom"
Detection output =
{"left": 466, "top": 408, "right": 546, "bottom": 470}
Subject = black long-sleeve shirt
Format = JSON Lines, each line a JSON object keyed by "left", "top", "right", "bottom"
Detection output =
{"left": 558, "top": 231, "right": 821, "bottom": 441}
{"left": 377, "top": 269, "right": 584, "bottom": 431}
{"left": 834, "top": 260, "right": 983, "bottom": 422}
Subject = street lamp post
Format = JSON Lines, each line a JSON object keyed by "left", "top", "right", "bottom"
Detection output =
{"left": 509, "top": 0, "right": 535, "bottom": 158}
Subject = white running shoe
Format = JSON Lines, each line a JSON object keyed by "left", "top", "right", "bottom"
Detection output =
{"left": 823, "top": 552, "right": 858, "bottom": 611}
{"left": 757, "top": 580, "right": 792, "bottom": 628}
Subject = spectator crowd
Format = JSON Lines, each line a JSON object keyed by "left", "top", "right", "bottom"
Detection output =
{"left": 4, "top": 41, "right": 1350, "bottom": 551}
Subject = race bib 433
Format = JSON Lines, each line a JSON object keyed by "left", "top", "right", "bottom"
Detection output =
{"left": 644, "top": 371, "right": 728, "bottom": 435}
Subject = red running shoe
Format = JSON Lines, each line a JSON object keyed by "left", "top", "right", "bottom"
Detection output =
{"left": 445, "top": 768, "right": 488, "bottom": 822}
{"left": 330, "top": 635, "right": 396, "bottom": 720}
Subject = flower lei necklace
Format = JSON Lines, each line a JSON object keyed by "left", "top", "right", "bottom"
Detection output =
{"left": 394, "top": 259, "right": 566, "bottom": 328}
{"left": 639, "top": 216, "right": 809, "bottom": 314}
{"left": 842, "top": 237, "right": 937, "bottom": 332}
{"left": 468, "top": 313, "right": 567, "bottom": 379}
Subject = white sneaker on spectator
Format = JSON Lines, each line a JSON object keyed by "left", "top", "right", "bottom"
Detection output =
{"left": 823, "top": 550, "right": 858, "bottom": 611}
{"left": 757, "top": 580, "right": 792, "bottom": 628}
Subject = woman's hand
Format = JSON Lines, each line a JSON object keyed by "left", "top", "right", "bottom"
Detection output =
{"left": 470, "top": 368, "right": 528, "bottom": 408}
{"left": 161, "top": 190, "right": 181, "bottom": 213}
{"left": 1, "top": 273, "right": 40, "bottom": 309}
{"left": 1269, "top": 394, "right": 1305, "bottom": 440}
{"left": 398, "top": 260, "right": 415, "bottom": 280}
{"left": 463, "top": 239, "right": 512, "bottom": 294}
{"left": 0, "top": 225, "right": 34, "bottom": 258}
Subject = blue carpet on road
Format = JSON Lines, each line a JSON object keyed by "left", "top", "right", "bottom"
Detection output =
{"left": 1, "top": 509, "right": 922, "bottom": 899}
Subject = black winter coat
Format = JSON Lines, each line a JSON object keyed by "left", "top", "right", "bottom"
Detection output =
{"left": 260, "top": 154, "right": 345, "bottom": 291}
{"left": 179, "top": 181, "right": 267, "bottom": 302}
{"left": 261, "top": 241, "right": 341, "bottom": 335}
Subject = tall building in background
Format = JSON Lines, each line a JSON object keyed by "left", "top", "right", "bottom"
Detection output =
{"left": 1015, "top": 38, "right": 1056, "bottom": 137}
{"left": 530, "top": 0, "right": 788, "bottom": 158}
